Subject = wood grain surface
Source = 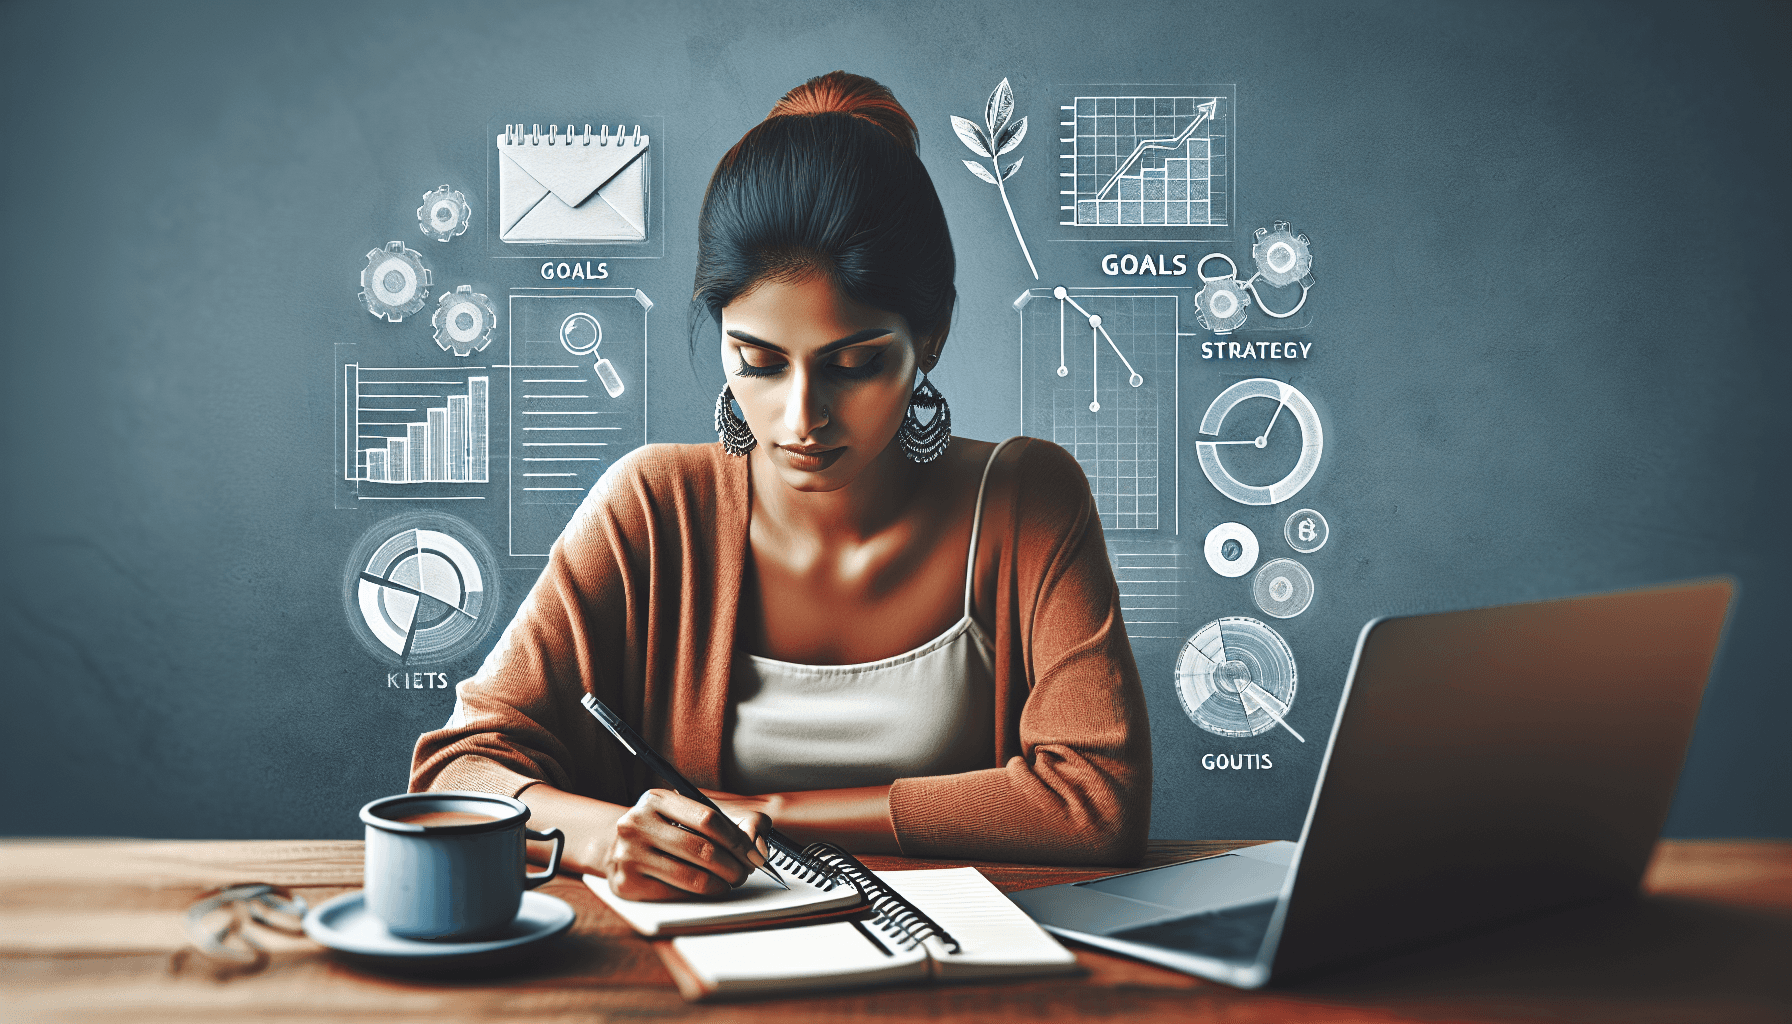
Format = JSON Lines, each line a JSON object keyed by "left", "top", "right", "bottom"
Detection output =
{"left": 1, "top": 838, "right": 1787, "bottom": 1023}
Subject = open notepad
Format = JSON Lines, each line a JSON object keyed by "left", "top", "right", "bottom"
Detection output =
{"left": 656, "top": 867, "right": 1080, "bottom": 1000}
{"left": 583, "top": 845, "right": 865, "bottom": 936}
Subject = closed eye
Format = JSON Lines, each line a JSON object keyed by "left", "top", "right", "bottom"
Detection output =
{"left": 732, "top": 345, "right": 888, "bottom": 380}
{"left": 734, "top": 347, "right": 786, "bottom": 377}
{"left": 827, "top": 347, "right": 885, "bottom": 379}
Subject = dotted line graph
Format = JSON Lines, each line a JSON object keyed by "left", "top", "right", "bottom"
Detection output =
{"left": 1018, "top": 288, "right": 1181, "bottom": 535}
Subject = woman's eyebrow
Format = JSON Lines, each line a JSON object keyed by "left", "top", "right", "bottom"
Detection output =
{"left": 725, "top": 328, "right": 893, "bottom": 355}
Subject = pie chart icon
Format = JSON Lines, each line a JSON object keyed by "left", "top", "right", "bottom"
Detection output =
{"left": 343, "top": 512, "right": 502, "bottom": 665}
{"left": 1174, "top": 617, "right": 1305, "bottom": 743}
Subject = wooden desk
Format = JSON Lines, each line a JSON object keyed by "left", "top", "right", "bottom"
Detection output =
{"left": 2, "top": 838, "right": 1787, "bottom": 1022}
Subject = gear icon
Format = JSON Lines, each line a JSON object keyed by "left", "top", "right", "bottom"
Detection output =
{"left": 360, "top": 241, "right": 432, "bottom": 322}
{"left": 433, "top": 285, "right": 497, "bottom": 357}
{"left": 418, "top": 185, "right": 470, "bottom": 243}
{"left": 1195, "top": 277, "right": 1252, "bottom": 334}
{"left": 1251, "top": 221, "right": 1314, "bottom": 289}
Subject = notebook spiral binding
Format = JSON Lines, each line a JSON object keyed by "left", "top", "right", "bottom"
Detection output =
{"left": 799, "top": 842, "right": 962, "bottom": 954}
{"left": 502, "top": 123, "right": 645, "bottom": 147}
{"left": 764, "top": 840, "right": 841, "bottom": 890}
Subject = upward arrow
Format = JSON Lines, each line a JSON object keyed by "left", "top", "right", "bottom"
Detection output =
{"left": 1095, "top": 99, "right": 1219, "bottom": 201}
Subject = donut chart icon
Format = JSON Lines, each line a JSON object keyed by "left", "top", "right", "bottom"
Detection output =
{"left": 1204, "top": 521, "right": 1259, "bottom": 577}
{"left": 344, "top": 512, "right": 502, "bottom": 666}
{"left": 1196, "top": 378, "right": 1323, "bottom": 505}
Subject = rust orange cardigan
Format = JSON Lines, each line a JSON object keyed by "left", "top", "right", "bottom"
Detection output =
{"left": 410, "top": 438, "right": 1151, "bottom": 864}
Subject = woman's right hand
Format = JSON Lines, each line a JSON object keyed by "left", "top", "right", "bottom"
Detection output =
{"left": 600, "top": 788, "right": 773, "bottom": 901}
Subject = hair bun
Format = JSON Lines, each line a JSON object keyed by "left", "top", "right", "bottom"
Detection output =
{"left": 767, "top": 71, "right": 918, "bottom": 151}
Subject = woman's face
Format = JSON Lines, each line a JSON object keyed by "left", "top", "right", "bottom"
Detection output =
{"left": 721, "top": 272, "right": 930, "bottom": 493}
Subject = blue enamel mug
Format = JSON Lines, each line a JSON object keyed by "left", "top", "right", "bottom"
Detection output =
{"left": 360, "top": 791, "right": 565, "bottom": 940}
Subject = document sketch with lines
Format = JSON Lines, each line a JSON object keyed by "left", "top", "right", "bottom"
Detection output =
{"left": 1110, "top": 548, "right": 1183, "bottom": 641}
{"left": 506, "top": 289, "right": 651, "bottom": 557}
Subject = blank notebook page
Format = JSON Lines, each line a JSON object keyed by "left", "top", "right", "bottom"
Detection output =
{"left": 876, "top": 867, "right": 1079, "bottom": 974}
{"left": 671, "top": 919, "right": 929, "bottom": 991}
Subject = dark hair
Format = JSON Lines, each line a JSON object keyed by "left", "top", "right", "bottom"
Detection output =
{"left": 691, "top": 72, "right": 956, "bottom": 356}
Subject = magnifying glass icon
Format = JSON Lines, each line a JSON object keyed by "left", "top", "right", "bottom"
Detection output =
{"left": 559, "top": 313, "right": 624, "bottom": 398}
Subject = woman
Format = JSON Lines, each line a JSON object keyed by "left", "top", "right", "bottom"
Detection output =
{"left": 411, "top": 72, "right": 1151, "bottom": 900}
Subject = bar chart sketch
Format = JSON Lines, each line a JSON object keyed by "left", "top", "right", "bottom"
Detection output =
{"left": 1016, "top": 287, "right": 1182, "bottom": 536}
{"left": 1059, "top": 90, "right": 1232, "bottom": 234}
{"left": 508, "top": 288, "right": 651, "bottom": 557}
{"left": 343, "top": 367, "right": 490, "bottom": 485}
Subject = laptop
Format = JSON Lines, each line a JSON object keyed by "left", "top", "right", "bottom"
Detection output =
{"left": 1010, "top": 577, "right": 1734, "bottom": 987}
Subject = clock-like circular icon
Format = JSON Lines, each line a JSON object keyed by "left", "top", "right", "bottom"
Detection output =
{"left": 1196, "top": 378, "right": 1324, "bottom": 505}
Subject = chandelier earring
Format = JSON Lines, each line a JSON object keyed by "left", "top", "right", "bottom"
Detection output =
{"left": 896, "top": 371, "right": 951, "bottom": 463}
{"left": 715, "top": 385, "right": 756, "bottom": 456}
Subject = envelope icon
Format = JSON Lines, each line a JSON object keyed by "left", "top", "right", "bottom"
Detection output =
{"left": 497, "top": 127, "right": 649, "bottom": 243}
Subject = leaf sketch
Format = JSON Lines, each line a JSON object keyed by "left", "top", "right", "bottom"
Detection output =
{"left": 951, "top": 116, "right": 992, "bottom": 159}
{"left": 964, "top": 160, "right": 999, "bottom": 185}
{"left": 954, "top": 78, "right": 1037, "bottom": 280}
{"left": 985, "top": 79, "right": 1013, "bottom": 142}
{"left": 996, "top": 117, "right": 1026, "bottom": 156}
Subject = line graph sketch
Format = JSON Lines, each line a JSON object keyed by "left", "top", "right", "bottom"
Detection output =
{"left": 1059, "top": 89, "right": 1233, "bottom": 235}
{"left": 1016, "top": 287, "right": 1182, "bottom": 535}
{"left": 1052, "top": 286, "right": 1147, "bottom": 412}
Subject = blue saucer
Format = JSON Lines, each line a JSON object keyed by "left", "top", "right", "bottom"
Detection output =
{"left": 303, "top": 890, "right": 575, "bottom": 958}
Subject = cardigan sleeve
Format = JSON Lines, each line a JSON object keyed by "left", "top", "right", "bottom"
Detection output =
{"left": 408, "top": 451, "right": 655, "bottom": 805}
{"left": 887, "top": 440, "right": 1153, "bottom": 865}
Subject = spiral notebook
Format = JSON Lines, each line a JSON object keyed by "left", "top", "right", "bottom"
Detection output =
{"left": 583, "top": 841, "right": 865, "bottom": 936}
{"left": 652, "top": 845, "right": 1079, "bottom": 1000}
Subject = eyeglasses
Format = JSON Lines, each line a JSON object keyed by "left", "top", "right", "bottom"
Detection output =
{"left": 179, "top": 883, "right": 310, "bottom": 969}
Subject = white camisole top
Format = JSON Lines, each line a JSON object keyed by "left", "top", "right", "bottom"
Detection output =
{"left": 721, "top": 438, "right": 1017, "bottom": 794}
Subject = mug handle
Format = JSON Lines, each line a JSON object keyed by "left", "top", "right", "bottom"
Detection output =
{"left": 524, "top": 827, "right": 565, "bottom": 888}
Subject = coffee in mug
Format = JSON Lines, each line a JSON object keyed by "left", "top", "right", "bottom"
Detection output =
{"left": 359, "top": 791, "right": 565, "bottom": 940}
{"left": 391, "top": 810, "right": 501, "bottom": 828}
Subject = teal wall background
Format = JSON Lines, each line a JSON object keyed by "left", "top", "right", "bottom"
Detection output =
{"left": 2, "top": 0, "right": 1786, "bottom": 841}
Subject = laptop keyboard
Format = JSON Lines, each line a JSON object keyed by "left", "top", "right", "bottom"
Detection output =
{"left": 1110, "top": 900, "right": 1276, "bottom": 961}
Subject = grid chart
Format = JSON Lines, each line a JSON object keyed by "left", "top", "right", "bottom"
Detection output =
{"left": 1019, "top": 290, "right": 1180, "bottom": 536}
{"left": 344, "top": 366, "right": 490, "bottom": 485}
{"left": 1111, "top": 549, "right": 1182, "bottom": 640}
{"left": 1060, "top": 95, "right": 1229, "bottom": 228}
{"left": 1051, "top": 387, "right": 1160, "bottom": 530}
